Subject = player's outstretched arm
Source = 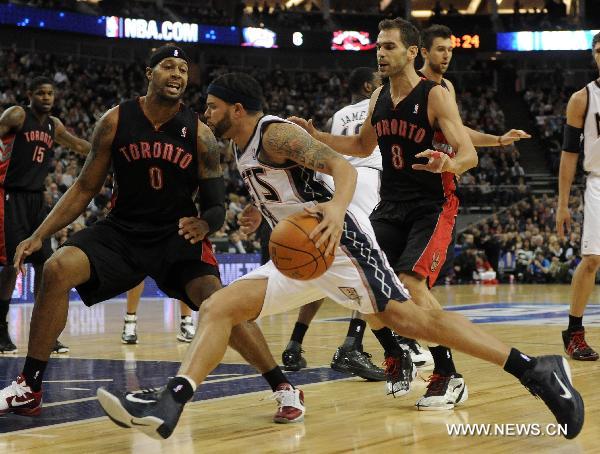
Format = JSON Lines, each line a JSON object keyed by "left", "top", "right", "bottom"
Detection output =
{"left": 557, "top": 88, "right": 587, "bottom": 238}
{"left": 179, "top": 122, "right": 226, "bottom": 244}
{"left": 288, "top": 87, "right": 381, "bottom": 158}
{"left": 423, "top": 85, "right": 478, "bottom": 174}
{"left": 466, "top": 126, "right": 531, "bottom": 147}
{"left": 262, "top": 122, "right": 356, "bottom": 255}
{"left": 14, "top": 108, "right": 116, "bottom": 270}
{"left": 51, "top": 116, "right": 91, "bottom": 155}
{"left": 0, "top": 106, "right": 26, "bottom": 140}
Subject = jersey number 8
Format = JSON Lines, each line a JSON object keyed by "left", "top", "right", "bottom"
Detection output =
{"left": 391, "top": 144, "right": 404, "bottom": 170}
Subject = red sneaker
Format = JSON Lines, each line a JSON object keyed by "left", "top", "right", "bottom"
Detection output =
{"left": 271, "top": 383, "right": 305, "bottom": 423}
{"left": 0, "top": 374, "right": 42, "bottom": 416}
{"left": 562, "top": 328, "right": 599, "bottom": 361}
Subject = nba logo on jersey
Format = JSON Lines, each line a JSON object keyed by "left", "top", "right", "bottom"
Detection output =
{"left": 413, "top": 104, "right": 419, "bottom": 114}
{"left": 181, "top": 127, "right": 187, "bottom": 138}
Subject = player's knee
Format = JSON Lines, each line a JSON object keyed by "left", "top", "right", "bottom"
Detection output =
{"left": 42, "top": 256, "right": 75, "bottom": 290}
{"left": 582, "top": 255, "right": 600, "bottom": 271}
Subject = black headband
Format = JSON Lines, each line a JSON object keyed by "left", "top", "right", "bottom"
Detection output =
{"left": 207, "top": 83, "right": 262, "bottom": 111}
{"left": 149, "top": 46, "right": 189, "bottom": 68}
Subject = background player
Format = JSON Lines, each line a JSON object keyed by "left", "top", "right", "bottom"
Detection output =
{"left": 121, "top": 282, "right": 195, "bottom": 344}
{"left": 555, "top": 31, "right": 600, "bottom": 361}
{"left": 0, "top": 46, "right": 304, "bottom": 424}
{"left": 98, "top": 71, "right": 583, "bottom": 441}
{"left": 0, "top": 76, "right": 89, "bottom": 354}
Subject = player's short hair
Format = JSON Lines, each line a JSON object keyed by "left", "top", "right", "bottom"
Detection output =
{"left": 378, "top": 17, "right": 421, "bottom": 48}
{"left": 208, "top": 73, "right": 264, "bottom": 113}
{"left": 28, "top": 76, "right": 54, "bottom": 92}
{"left": 593, "top": 32, "right": 600, "bottom": 50}
{"left": 348, "top": 67, "right": 376, "bottom": 95}
{"left": 421, "top": 24, "right": 453, "bottom": 50}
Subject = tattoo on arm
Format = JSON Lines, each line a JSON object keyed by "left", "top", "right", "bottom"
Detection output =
{"left": 264, "top": 123, "right": 343, "bottom": 173}
{"left": 198, "top": 124, "right": 223, "bottom": 179}
{"left": 77, "top": 113, "right": 114, "bottom": 193}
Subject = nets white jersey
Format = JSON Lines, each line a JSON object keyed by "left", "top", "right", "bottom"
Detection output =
{"left": 330, "top": 99, "right": 382, "bottom": 170}
{"left": 584, "top": 80, "right": 600, "bottom": 175}
{"left": 233, "top": 115, "right": 332, "bottom": 228}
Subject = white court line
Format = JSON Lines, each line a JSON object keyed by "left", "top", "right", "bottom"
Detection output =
{"left": 64, "top": 388, "right": 90, "bottom": 391}
{"left": 44, "top": 397, "right": 98, "bottom": 408}
{"left": 43, "top": 379, "right": 113, "bottom": 383}
{"left": 0, "top": 368, "right": 356, "bottom": 437}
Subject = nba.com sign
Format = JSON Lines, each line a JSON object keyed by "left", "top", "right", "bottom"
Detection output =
{"left": 105, "top": 16, "right": 198, "bottom": 42}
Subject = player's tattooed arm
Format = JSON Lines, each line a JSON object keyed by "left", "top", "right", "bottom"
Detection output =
{"left": 33, "top": 108, "right": 116, "bottom": 241}
{"left": 197, "top": 121, "right": 223, "bottom": 179}
{"left": 51, "top": 116, "right": 91, "bottom": 156}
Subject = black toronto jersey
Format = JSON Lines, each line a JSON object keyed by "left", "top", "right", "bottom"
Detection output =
{"left": 0, "top": 107, "right": 55, "bottom": 192}
{"left": 109, "top": 99, "right": 199, "bottom": 227}
{"left": 371, "top": 80, "right": 457, "bottom": 202}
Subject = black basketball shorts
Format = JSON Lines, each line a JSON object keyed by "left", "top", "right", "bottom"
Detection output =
{"left": 62, "top": 218, "right": 220, "bottom": 309}
{"left": 370, "top": 195, "right": 459, "bottom": 288}
{"left": 0, "top": 190, "right": 52, "bottom": 266}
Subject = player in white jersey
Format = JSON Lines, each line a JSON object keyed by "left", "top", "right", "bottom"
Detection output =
{"left": 556, "top": 31, "right": 600, "bottom": 361}
{"left": 97, "top": 71, "right": 584, "bottom": 441}
{"left": 280, "top": 68, "right": 426, "bottom": 385}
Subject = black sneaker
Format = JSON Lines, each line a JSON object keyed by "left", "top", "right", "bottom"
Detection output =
{"left": 562, "top": 328, "right": 599, "bottom": 361}
{"left": 330, "top": 347, "right": 385, "bottom": 381}
{"left": 0, "top": 323, "right": 17, "bottom": 354}
{"left": 52, "top": 340, "right": 69, "bottom": 354}
{"left": 520, "top": 355, "right": 584, "bottom": 439}
{"left": 282, "top": 341, "right": 307, "bottom": 371}
{"left": 393, "top": 334, "right": 433, "bottom": 369}
{"left": 97, "top": 386, "right": 185, "bottom": 440}
{"left": 383, "top": 350, "right": 416, "bottom": 397}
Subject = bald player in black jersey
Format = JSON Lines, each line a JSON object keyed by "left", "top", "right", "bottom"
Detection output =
{"left": 0, "top": 46, "right": 304, "bottom": 423}
{"left": 0, "top": 76, "right": 89, "bottom": 354}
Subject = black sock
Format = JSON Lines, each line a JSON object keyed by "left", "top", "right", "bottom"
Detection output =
{"left": 0, "top": 298, "right": 10, "bottom": 323}
{"left": 568, "top": 315, "right": 583, "bottom": 332}
{"left": 22, "top": 356, "right": 47, "bottom": 392}
{"left": 429, "top": 346, "right": 457, "bottom": 376}
{"left": 262, "top": 366, "right": 291, "bottom": 391}
{"left": 167, "top": 376, "right": 195, "bottom": 404}
{"left": 372, "top": 327, "right": 403, "bottom": 357}
{"left": 126, "top": 312, "right": 136, "bottom": 316}
{"left": 290, "top": 322, "right": 309, "bottom": 345}
{"left": 342, "top": 318, "right": 367, "bottom": 349}
{"left": 503, "top": 348, "right": 537, "bottom": 380}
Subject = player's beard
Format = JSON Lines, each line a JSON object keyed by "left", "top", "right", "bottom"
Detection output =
{"left": 430, "top": 62, "right": 446, "bottom": 75}
{"left": 213, "top": 112, "right": 233, "bottom": 139}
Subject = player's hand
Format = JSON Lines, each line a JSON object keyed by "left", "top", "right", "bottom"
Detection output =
{"left": 178, "top": 217, "right": 209, "bottom": 244}
{"left": 238, "top": 204, "right": 263, "bottom": 235}
{"left": 556, "top": 205, "right": 571, "bottom": 239}
{"left": 412, "top": 150, "right": 454, "bottom": 174}
{"left": 305, "top": 202, "right": 344, "bottom": 256}
{"left": 287, "top": 117, "right": 318, "bottom": 137}
{"left": 13, "top": 236, "right": 42, "bottom": 275}
{"left": 499, "top": 129, "right": 531, "bottom": 145}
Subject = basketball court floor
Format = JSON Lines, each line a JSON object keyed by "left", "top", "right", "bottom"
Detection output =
{"left": 1, "top": 284, "right": 599, "bottom": 453}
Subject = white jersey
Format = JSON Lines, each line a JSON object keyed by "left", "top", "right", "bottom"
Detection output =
{"left": 583, "top": 80, "right": 600, "bottom": 175}
{"left": 234, "top": 115, "right": 332, "bottom": 228}
{"left": 330, "top": 99, "right": 382, "bottom": 170}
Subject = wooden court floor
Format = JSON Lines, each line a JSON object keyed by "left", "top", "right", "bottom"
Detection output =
{"left": 1, "top": 284, "right": 599, "bottom": 453}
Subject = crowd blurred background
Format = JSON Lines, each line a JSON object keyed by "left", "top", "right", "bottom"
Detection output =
{"left": 1, "top": 0, "right": 598, "bottom": 284}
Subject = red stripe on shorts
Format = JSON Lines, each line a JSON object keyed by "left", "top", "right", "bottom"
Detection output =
{"left": 412, "top": 194, "right": 458, "bottom": 287}
{"left": 201, "top": 238, "right": 218, "bottom": 266}
{"left": 0, "top": 187, "right": 6, "bottom": 264}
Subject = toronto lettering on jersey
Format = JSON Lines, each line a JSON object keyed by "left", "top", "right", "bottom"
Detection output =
{"left": 23, "top": 130, "right": 53, "bottom": 148}
{"left": 374, "top": 118, "right": 426, "bottom": 144}
{"left": 118, "top": 141, "right": 193, "bottom": 169}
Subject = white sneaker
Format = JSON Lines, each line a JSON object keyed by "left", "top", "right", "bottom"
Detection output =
{"left": 395, "top": 335, "right": 434, "bottom": 369}
{"left": 121, "top": 315, "right": 138, "bottom": 344}
{"left": 177, "top": 316, "right": 195, "bottom": 343}
{"left": 270, "top": 383, "right": 305, "bottom": 423}
{"left": 415, "top": 373, "right": 468, "bottom": 411}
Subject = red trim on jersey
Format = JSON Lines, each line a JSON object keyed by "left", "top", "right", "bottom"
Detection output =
{"left": 0, "top": 134, "right": 15, "bottom": 186}
{"left": 412, "top": 194, "right": 459, "bottom": 287}
{"left": 201, "top": 238, "right": 218, "bottom": 266}
{"left": 0, "top": 187, "right": 6, "bottom": 264}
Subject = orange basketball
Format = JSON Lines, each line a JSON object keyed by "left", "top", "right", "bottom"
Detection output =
{"left": 269, "top": 211, "right": 335, "bottom": 280}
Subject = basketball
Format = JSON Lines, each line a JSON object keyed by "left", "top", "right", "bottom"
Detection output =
{"left": 269, "top": 211, "right": 335, "bottom": 280}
